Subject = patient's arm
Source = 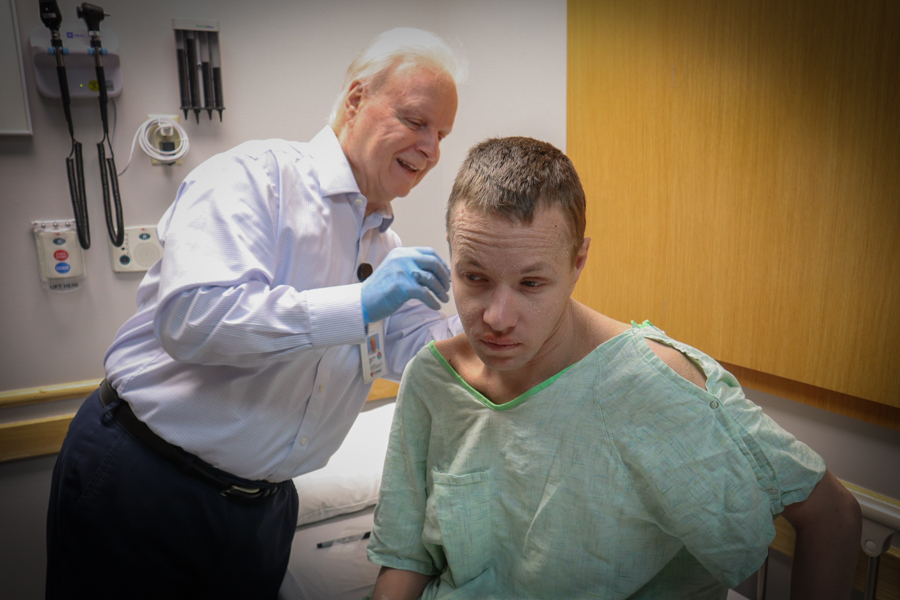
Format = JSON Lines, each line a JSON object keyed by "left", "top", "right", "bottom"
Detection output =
{"left": 370, "top": 566, "right": 433, "bottom": 600}
{"left": 780, "top": 469, "right": 862, "bottom": 600}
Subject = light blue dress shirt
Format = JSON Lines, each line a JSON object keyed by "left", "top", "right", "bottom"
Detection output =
{"left": 367, "top": 323, "right": 825, "bottom": 599}
{"left": 105, "top": 126, "right": 460, "bottom": 481}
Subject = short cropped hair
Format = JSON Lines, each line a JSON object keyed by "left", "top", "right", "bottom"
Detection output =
{"left": 329, "top": 27, "right": 467, "bottom": 127}
{"left": 447, "top": 137, "right": 587, "bottom": 261}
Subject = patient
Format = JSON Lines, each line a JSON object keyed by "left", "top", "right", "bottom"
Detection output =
{"left": 366, "top": 137, "right": 861, "bottom": 599}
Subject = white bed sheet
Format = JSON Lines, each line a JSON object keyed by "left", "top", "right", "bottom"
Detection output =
{"left": 279, "top": 398, "right": 395, "bottom": 599}
{"left": 292, "top": 399, "right": 396, "bottom": 527}
{"left": 278, "top": 502, "right": 379, "bottom": 600}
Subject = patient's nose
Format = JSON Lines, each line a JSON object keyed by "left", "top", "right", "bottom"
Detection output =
{"left": 483, "top": 288, "right": 517, "bottom": 331}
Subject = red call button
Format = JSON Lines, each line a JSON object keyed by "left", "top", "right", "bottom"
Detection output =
{"left": 54, "top": 249, "right": 69, "bottom": 261}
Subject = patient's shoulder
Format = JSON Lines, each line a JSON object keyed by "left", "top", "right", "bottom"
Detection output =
{"left": 645, "top": 339, "right": 707, "bottom": 389}
{"left": 432, "top": 333, "right": 475, "bottom": 370}
{"left": 574, "top": 303, "right": 631, "bottom": 350}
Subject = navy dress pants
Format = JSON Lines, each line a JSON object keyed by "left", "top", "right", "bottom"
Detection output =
{"left": 46, "top": 389, "right": 299, "bottom": 599}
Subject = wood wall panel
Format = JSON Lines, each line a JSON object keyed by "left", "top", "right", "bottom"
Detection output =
{"left": 0, "top": 379, "right": 400, "bottom": 464}
{"left": 721, "top": 361, "right": 900, "bottom": 431}
{"left": 0, "top": 379, "right": 101, "bottom": 409}
{"left": 568, "top": 0, "right": 900, "bottom": 409}
{"left": 0, "top": 415, "right": 74, "bottom": 463}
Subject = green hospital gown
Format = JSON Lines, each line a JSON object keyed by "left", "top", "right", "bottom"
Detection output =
{"left": 367, "top": 322, "right": 825, "bottom": 599}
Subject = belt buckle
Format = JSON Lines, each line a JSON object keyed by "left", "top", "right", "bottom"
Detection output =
{"left": 221, "top": 485, "right": 264, "bottom": 499}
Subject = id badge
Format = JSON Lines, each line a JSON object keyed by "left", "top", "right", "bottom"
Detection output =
{"left": 359, "top": 321, "right": 386, "bottom": 383}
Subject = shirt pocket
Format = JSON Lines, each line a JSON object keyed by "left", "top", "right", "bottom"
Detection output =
{"left": 431, "top": 469, "right": 492, "bottom": 587}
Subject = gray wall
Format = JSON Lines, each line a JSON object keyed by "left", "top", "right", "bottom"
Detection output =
{"left": 0, "top": 1, "right": 897, "bottom": 598}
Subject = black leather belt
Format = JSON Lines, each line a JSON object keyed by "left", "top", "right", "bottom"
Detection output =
{"left": 99, "top": 380, "right": 280, "bottom": 500}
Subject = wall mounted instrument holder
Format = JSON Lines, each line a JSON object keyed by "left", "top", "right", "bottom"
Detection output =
{"left": 173, "top": 19, "right": 224, "bottom": 123}
{"left": 30, "top": 26, "right": 121, "bottom": 99}
{"left": 34, "top": 1, "right": 124, "bottom": 252}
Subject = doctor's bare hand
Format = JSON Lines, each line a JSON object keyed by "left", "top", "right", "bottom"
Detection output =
{"left": 361, "top": 247, "right": 451, "bottom": 323}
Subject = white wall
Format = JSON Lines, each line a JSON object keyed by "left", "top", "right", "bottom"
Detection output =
{"left": 0, "top": 0, "right": 567, "bottom": 392}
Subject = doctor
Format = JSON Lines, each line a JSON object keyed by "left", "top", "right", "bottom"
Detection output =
{"left": 46, "top": 28, "right": 465, "bottom": 599}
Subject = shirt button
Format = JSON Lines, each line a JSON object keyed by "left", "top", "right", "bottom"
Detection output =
{"left": 709, "top": 400, "right": 720, "bottom": 409}
{"left": 355, "top": 196, "right": 364, "bottom": 205}
{"left": 319, "top": 384, "right": 324, "bottom": 392}
{"left": 301, "top": 437, "right": 308, "bottom": 446}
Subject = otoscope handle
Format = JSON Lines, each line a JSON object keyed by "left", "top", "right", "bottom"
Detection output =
{"left": 50, "top": 35, "right": 75, "bottom": 138}
{"left": 56, "top": 65, "right": 74, "bottom": 138}
{"left": 88, "top": 38, "right": 110, "bottom": 135}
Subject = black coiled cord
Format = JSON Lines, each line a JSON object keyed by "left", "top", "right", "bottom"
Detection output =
{"left": 97, "top": 137, "right": 123, "bottom": 247}
{"left": 65, "top": 140, "right": 91, "bottom": 249}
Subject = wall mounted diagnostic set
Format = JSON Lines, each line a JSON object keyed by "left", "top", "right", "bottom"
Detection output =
{"left": 29, "top": 9, "right": 225, "bottom": 289}
{"left": 35, "top": 1, "right": 124, "bottom": 250}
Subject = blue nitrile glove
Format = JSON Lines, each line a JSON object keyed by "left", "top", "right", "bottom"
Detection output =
{"left": 361, "top": 247, "right": 451, "bottom": 324}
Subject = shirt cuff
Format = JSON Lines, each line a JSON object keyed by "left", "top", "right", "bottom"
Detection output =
{"left": 306, "top": 283, "right": 367, "bottom": 347}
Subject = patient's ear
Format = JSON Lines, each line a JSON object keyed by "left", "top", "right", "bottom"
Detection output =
{"left": 573, "top": 237, "right": 591, "bottom": 278}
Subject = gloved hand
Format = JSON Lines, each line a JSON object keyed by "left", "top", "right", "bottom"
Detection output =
{"left": 361, "top": 247, "right": 451, "bottom": 323}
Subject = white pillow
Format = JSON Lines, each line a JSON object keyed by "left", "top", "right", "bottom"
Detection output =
{"left": 292, "top": 401, "right": 395, "bottom": 526}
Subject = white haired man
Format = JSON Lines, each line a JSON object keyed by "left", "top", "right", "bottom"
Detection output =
{"left": 46, "top": 28, "right": 466, "bottom": 599}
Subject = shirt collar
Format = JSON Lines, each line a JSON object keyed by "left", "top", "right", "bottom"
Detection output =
{"left": 308, "top": 126, "right": 361, "bottom": 198}
{"left": 371, "top": 202, "right": 395, "bottom": 232}
{"left": 309, "top": 126, "right": 395, "bottom": 233}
